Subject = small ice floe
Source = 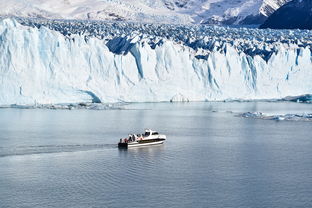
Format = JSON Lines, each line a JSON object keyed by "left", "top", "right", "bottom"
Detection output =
{"left": 240, "top": 112, "right": 263, "bottom": 118}
{"left": 282, "top": 94, "right": 312, "bottom": 103}
{"left": 6, "top": 102, "right": 126, "bottom": 110}
{"left": 239, "top": 112, "right": 312, "bottom": 121}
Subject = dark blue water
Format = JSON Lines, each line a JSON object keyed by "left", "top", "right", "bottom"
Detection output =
{"left": 0, "top": 102, "right": 312, "bottom": 208}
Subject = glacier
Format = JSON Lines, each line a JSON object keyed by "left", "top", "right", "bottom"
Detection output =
{"left": 0, "top": 18, "right": 312, "bottom": 105}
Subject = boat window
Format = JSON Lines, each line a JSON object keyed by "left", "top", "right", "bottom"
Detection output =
{"left": 144, "top": 132, "right": 150, "bottom": 136}
{"left": 152, "top": 132, "right": 159, "bottom": 135}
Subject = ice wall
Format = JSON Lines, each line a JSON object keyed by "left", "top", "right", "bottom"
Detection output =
{"left": 0, "top": 18, "right": 311, "bottom": 105}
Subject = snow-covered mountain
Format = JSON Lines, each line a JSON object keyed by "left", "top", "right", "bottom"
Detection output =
{"left": 260, "top": 0, "right": 312, "bottom": 29}
{"left": 0, "top": 18, "right": 311, "bottom": 105}
{"left": 0, "top": 0, "right": 291, "bottom": 25}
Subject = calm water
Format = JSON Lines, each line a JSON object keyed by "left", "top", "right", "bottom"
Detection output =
{"left": 0, "top": 102, "right": 312, "bottom": 208}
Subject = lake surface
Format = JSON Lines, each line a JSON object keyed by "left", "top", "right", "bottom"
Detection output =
{"left": 0, "top": 102, "right": 312, "bottom": 208}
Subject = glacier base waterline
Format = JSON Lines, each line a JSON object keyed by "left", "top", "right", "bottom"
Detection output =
{"left": 0, "top": 18, "right": 311, "bottom": 105}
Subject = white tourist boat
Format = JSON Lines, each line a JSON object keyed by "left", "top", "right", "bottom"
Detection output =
{"left": 118, "top": 129, "right": 166, "bottom": 148}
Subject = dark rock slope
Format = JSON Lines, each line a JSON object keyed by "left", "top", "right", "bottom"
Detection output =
{"left": 260, "top": 0, "right": 312, "bottom": 29}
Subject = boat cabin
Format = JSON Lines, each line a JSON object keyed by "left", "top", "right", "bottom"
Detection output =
{"left": 144, "top": 129, "right": 159, "bottom": 137}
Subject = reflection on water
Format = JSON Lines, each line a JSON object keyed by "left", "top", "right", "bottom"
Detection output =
{"left": 0, "top": 102, "right": 312, "bottom": 208}
{"left": 119, "top": 144, "right": 165, "bottom": 154}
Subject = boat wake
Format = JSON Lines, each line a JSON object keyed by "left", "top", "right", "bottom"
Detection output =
{"left": 0, "top": 143, "right": 117, "bottom": 158}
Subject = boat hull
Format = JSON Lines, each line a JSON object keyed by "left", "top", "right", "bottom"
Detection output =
{"left": 118, "top": 138, "right": 165, "bottom": 148}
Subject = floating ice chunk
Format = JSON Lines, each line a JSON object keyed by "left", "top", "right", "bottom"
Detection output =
{"left": 241, "top": 112, "right": 263, "bottom": 118}
{"left": 283, "top": 94, "right": 312, "bottom": 103}
{"left": 2, "top": 103, "right": 126, "bottom": 110}
{"left": 170, "top": 93, "right": 190, "bottom": 102}
{"left": 239, "top": 112, "right": 312, "bottom": 121}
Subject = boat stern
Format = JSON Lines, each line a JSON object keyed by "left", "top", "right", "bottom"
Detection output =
{"left": 118, "top": 142, "right": 128, "bottom": 148}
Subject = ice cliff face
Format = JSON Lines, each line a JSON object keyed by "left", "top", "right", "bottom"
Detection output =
{"left": 0, "top": 18, "right": 311, "bottom": 105}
